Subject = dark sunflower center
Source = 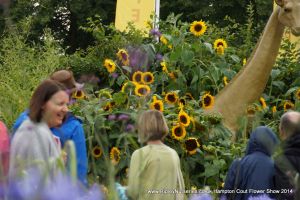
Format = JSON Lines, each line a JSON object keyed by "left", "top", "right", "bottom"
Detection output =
{"left": 180, "top": 115, "right": 188, "bottom": 124}
{"left": 286, "top": 104, "right": 292, "bottom": 109}
{"left": 138, "top": 87, "right": 147, "bottom": 95}
{"left": 154, "top": 103, "right": 161, "bottom": 110}
{"left": 76, "top": 91, "right": 83, "bottom": 97}
{"left": 259, "top": 100, "right": 264, "bottom": 106}
{"left": 179, "top": 99, "right": 186, "bottom": 105}
{"left": 185, "top": 139, "right": 197, "bottom": 151}
{"left": 108, "top": 63, "right": 113, "bottom": 68}
{"left": 135, "top": 74, "right": 142, "bottom": 82}
{"left": 194, "top": 24, "right": 202, "bottom": 32}
{"left": 121, "top": 52, "right": 128, "bottom": 60}
{"left": 113, "top": 152, "right": 120, "bottom": 161}
{"left": 167, "top": 94, "right": 176, "bottom": 102}
{"left": 94, "top": 148, "right": 101, "bottom": 155}
{"left": 217, "top": 42, "right": 224, "bottom": 47}
{"left": 174, "top": 127, "right": 182, "bottom": 136}
{"left": 144, "top": 75, "right": 153, "bottom": 82}
{"left": 204, "top": 96, "right": 211, "bottom": 106}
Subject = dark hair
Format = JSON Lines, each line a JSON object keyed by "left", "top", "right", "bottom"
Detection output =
{"left": 29, "top": 79, "right": 66, "bottom": 122}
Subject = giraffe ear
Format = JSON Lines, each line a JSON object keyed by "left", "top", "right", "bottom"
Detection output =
{"left": 275, "top": 0, "right": 284, "bottom": 7}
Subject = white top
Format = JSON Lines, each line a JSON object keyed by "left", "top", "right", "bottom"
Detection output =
{"left": 9, "top": 119, "right": 61, "bottom": 179}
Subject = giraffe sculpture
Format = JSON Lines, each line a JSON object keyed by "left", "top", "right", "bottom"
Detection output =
{"left": 207, "top": 0, "right": 300, "bottom": 138}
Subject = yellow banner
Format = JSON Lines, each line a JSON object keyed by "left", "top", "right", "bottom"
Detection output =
{"left": 115, "top": 0, "right": 156, "bottom": 31}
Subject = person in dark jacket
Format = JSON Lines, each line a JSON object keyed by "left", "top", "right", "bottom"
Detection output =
{"left": 12, "top": 70, "right": 88, "bottom": 186}
{"left": 224, "top": 126, "right": 279, "bottom": 200}
{"left": 274, "top": 111, "right": 300, "bottom": 200}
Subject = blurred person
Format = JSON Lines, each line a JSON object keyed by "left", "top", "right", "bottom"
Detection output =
{"left": 9, "top": 79, "right": 68, "bottom": 179}
{"left": 274, "top": 111, "right": 300, "bottom": 199}
{"left": 224, "top": 126, "right": 279, "bottom": 200}
{"left": 0, "top": 121, "right": 9, "bottom": 179}
{"left": 127, "top": 110, "right": 185, "bottom": 200}
{"left": 12, "top": 70, "right": 88, "bottom": 186}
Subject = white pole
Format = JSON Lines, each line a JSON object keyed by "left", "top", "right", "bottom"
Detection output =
{"left": 155, "top": 0, "right": 160, "bottom": 29}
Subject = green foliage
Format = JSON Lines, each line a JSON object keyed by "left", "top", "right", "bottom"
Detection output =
{"left": 0, "top": 18, "right": 68, "bottom": 127}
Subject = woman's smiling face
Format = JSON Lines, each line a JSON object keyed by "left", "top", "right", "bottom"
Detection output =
{"left": 42, "top": 90, "right": 69, "bottom": 128}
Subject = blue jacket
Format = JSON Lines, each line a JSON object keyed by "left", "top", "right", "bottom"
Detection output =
{"left": 13, "top": 110, "right": 88, "bottom": 186}
{"left": 224, "top": 126, "right": 279, "bottom": 200}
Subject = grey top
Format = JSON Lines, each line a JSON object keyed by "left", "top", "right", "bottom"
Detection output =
{"left": 9, "top": 119, "right": 61, "bottom": 179}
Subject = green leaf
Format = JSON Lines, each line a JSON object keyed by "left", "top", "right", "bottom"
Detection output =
{"left": 122, "top": 66, "right": 132, "bottom": 73}
{"left": 203, "top": 42, "right": 213, "bottom": 54}
{"left": 229, "top": 55, "right": 240, "bottom": 63}
{"left": 272, "top": 81, "right": 285, "bottom": 91}
{"left": 271, "top": 69, "right": 281, "bottom": 79}
{"left": 181, "top": 50, "right": 194, "bottom": 66}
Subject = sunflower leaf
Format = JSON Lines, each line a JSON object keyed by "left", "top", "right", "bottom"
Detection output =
{"left": 285, "top": 86, "right": 299, "bottom": 97}
{"left": 122, "top": 66, "right": 132, "bottom": 73}
{"left": 229, "top": 55, "right": 240, "bottom": 63}
{"left": 203, "top": 42, "right": 213, "bottom": 54}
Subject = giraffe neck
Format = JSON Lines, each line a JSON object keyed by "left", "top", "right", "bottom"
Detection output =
{"left": 211, "top": 8, "right": 285, "bottom": 132}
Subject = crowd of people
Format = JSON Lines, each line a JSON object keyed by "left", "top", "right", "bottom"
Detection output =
{"left": 1, "top": 69, "right": 300, "bottom": 200}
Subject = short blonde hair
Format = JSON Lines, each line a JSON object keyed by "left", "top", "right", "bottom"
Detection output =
{"left": 137, "top": 110, "right": 169, "bottom": 143}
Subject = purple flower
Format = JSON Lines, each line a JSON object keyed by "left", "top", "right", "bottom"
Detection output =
{"left": 111, "top": 72, "right": 119, "bottom": 79}
{"left": 189, "top": 193, "right": 213, "bottom": 200}
{"left": 155, "top": 54, "right": 163, "bottom": 61}
{"left": 150, "top": 28, "right": 162, "bottom": 37}
{"left": 125, "top": 124, "right": 135, "bottom": 132}
{"left": 118, "top": 114, "right": 130, "bottom": 121}
{"left": 248, "top": 194, "right": 274, "bottom": 200}
{"left": 108, "top": 114, "right": 117, "bottom": 121}
{"left": 4, "top": 169, "right": 103, "bottom": 200}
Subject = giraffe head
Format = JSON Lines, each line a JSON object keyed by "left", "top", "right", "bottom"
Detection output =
{"left": 275, "top": 0, "right": 300, "bottom": 36}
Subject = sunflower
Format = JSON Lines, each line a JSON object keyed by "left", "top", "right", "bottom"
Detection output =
{"left": 171, "top": 125, "right": 186, "bottom": 140}
{"left": 223, "top": 76, "right": 228, "bottom": 86}
{"left": 296, "top": 89, "right": 300, "bottom": 100}
{"left": 201, "top": 93, "right": 214, "bottom": 109}
{"left": 72, "top": 90, "right": 85, "bottom": 99}
{"left": 272, "top": 106, "right": 277, "bottom": 113}
{"left": 259, "top": 97, "right": 267, "bottom": 109}
{"left": 103, "top": 102, "right": 115, "bottom": 111}
{"left": 178, "top": 110, "right": 191, "bottom": 127}
{"left": 160, "top": 35, "right": 168, "bottom": 45}
{"left": 92, "top": 146, "right": 102, "bottom": 158}
{"left": 134, "top": 84, "right": 151, "bottom": 97}
{"left": 145, "top": 20, "right": 152, "bottom": 29}
{"left": 98, "top": 90, "right": 112, "bottom": 99}
{"left": 142, "top": 72, "right": 154, "bottom": 84}
{"left": 216, "top": 46, "right": 224, "bottom": 55}
{"left": 160, "top": 61, "right": 168, "bottom": 73}
{"left": 243, "top": 58, "right": 247, "bottom": 66}
{"left": 184, "top": 137, "right": 200, "bottom": 155}
{"left": 116, "top": 49, "right": 130, "bottom": 66}
{"left": 165, "top": 92, "right": 178, "bottom": 104}
{"left": 168, "top": 72, "right": 177, "bottom": 79}
{"left": 110, "top": 147, "right": 121, "bottom": 165}
{"left": 284, "top": 101, "right": 294, "bottom": 112}
{"left": 103, "top": 59, "right": 116, "bottom": 73}
{"left": 132, "top": 71, "right": 143, "bottom": 83}
{"left": 150, "top": 100, "right": 164, "bottom": 112}
{"left": 190, "top": 20, "right": 207, "bottom": 37}
{"left": 213, "top": 39, "right": 228, "bottom": 49}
